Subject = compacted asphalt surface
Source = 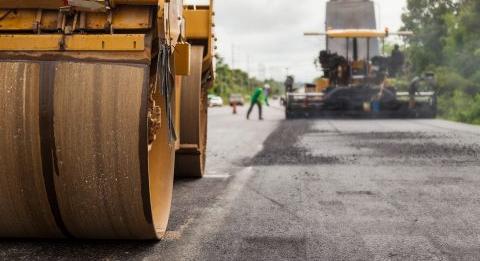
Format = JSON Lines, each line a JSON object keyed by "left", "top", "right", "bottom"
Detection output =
{"left": 1, "top": 104, "right": 480, "bottom": 260}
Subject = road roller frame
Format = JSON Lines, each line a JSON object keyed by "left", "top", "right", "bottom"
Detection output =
{"left": 184, "top": 0, "right": 216, "bottom": 81}
{"left": 0, "top": 0, "right": 199, "bottom": 240}
{"left": 175, "top": 0, "right": 215, "bottom": 178}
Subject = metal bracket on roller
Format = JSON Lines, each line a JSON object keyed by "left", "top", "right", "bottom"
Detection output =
{"left": 148, "top": 100, "right": 162, "bottom": 149}
{"left": 64, "top": 0, "right": 109, "bottom": 12}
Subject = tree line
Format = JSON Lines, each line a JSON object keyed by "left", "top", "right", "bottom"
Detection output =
{"left": 402, "top": 0, "right": 480, "bottom": 124}
{"left": 209, "top": 56, "right": 283, "bottom": 101}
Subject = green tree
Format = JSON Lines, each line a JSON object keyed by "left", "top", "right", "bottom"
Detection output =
{"left": 402, "top": 0, "right": 480, "bottom": 125}
{"left": 211, "top": 55, "right": 283, "bottom": 101}
{"left": 443, "top": 0, "right": 480, "bottom": 78}
{"left": 401, "top": 0, "right": 459, "bottom": 74}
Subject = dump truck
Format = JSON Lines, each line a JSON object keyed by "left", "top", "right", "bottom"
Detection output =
{"left": 285, "top": 0, "right": 437, "bottom": 118}
{"left": 0, "top": 0, "right": 214, "bottom": 240}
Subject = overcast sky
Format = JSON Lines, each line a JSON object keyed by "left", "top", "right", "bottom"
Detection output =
{"left": 186, "top": 0, "right": 407, "bottom": 82}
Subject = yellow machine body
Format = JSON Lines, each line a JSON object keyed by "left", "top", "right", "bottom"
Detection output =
{"left": 0, "top": 0, "right": 185, "bottom": 54}
{"left": 0, "top": 0, "right": 202, "bottom": 240}
{"left": 174, "top": 42, "right": 192, "bottom": 76}
{"left": 325, "top": 29, "right": 388, "bottom": 38}
{"left": 184, "top": 1, "right": 215, "bottom": 77}
{"left": 0, "top": 34, "right": 145, "bottom": 51}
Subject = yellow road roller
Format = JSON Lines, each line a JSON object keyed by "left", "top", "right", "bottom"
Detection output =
{"left": 0, "top": 0, "right": 214, "bottom": 240}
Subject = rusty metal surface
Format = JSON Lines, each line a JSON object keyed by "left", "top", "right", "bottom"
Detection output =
{"left": 0, "top": 0, "right": 159, "bottom": 9}
{"left": 175, "top": 46, "right": 207, "bottom": 178}
{"left": 184, "top": 1, "right": 216, "bottom": 81}
{"left": 0, "top": 60, "right": 177, "bottom": 239}
{"left": 0, "top": 7, "right": 152, "bottom": 31}
{"left": 0, "top": 0, "right": 187, "bottom": 240}
{"left": 0, "top": 0, "right": 65, "bottom": 9}
{"left": 0, "top": 62, "right": 64, "bottom": 238}
{"left": 51, "top": 62, "right": 156, "bottom": 239}
{"left": 0, "top": 34, "right": 145, "bottom": 51}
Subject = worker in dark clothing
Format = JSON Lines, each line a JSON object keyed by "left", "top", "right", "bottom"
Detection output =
{"left": 409, "top": 72, "right": 436, "bottom": 109}
{"left": 389, "top": 44, "right": 405, "bottom": 77}
{"left": 408, "top": 76, "right": 421, "bottom": 109}
{"left": 247, "top": 84, "right": 268, "bottom": 120}
{"left": 284, "top": 76, "right": 294, "bottom": 93}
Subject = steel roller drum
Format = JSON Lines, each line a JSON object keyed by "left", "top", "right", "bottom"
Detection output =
{"left": 0, "top": 60, "right": 175, "bottom": 239}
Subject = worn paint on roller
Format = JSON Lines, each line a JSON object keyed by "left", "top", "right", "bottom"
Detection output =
{"left": 0, "top": 0, "right": 187, "bottom": 240}
{"left": 39, "top": 62, "right": 73, "bottom": 238}
{"left": 52, "top": 62, "right": 155, "bottom": 239}
{"left": 0, "top": 60, "right": 176, "bottom": 239}
{"left": 0, "top": 62, "right": 64, "bottom": 238}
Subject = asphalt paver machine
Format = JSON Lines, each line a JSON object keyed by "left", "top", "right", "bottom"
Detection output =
{"left": 285, "top": 0, "right": 436, "bottom": 119}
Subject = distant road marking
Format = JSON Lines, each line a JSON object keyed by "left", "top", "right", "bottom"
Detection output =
{"left": 204, "top": 174, "right": 230, "bottom": 179}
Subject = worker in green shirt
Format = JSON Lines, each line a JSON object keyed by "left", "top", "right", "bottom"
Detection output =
{"left": 247, "top": 84, "right": 269, "bottom": 120}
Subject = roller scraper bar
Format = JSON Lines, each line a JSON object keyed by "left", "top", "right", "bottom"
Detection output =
{"left": 0, "top": 0, "right": 160, "bottom": 9}
{"left": 0, "top": 0, "right": 185, "bottom": 52}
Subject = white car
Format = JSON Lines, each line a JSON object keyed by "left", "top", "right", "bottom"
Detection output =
{"left": 209, "top": 96, "right": 224, "bottom": 107}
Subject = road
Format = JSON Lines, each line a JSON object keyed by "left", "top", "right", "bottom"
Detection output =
{"left": 1, "top": 104, "right": 480, "bottom": 260}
